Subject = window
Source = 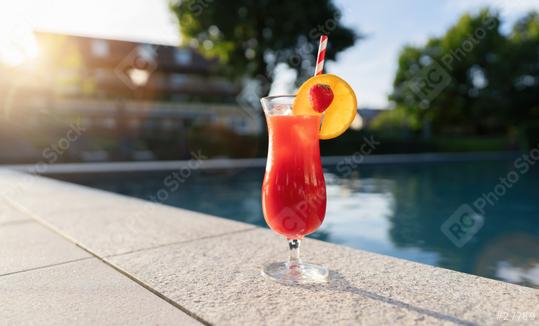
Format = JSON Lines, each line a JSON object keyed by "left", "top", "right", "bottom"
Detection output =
{"left": 91, "top": 40, "right": 109, "bottom": 57}
{"left": 137, "top": 44, "right": 156, "bottom": 62}
{"left": 170, "top": 73, "right": 190, "bottom": 87}
{"left": 174, "top": 48, "right": 192, "bottom": 65}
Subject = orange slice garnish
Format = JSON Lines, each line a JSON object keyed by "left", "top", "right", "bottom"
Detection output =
{"left": 293, "top": 74, "right": 357, "bottom": 140}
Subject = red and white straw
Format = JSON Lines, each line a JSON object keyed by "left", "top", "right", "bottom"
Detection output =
{"left": 314, "top": 35, "right": 328, "bottom": 75}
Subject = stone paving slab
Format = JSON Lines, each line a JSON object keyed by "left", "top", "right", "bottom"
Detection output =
{"left": 109, "top": 228, "right": 539, "bottom": 326}
{"left": 1, "top": 168, "right": 538, "bottom": 325}
{"left": 0, "top": 198, "right": 30, "bottom": 225}
{"left": 0, "top": 171, "right": 147, "bottom": 213}
{"left": 0, "top": 258, "right": 201, "bottom": 325}
{"left": 1, "top": 170, "right": 254, "bottom": 256}
{"left": 28, "top": 204, "right": 255, "bottom": 257}
{"left": 0, "top": 221, "right": 91, "bottom": 275}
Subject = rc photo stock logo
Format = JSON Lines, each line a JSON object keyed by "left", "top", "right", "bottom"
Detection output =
{"left": 407, "top": 13, "right": 497, "bottom": 106}
{"left": 442, "top": 145, "right": 539, "bottom": 248}
{"left": 407, "top": 60, "right": 452, "bottom": 105}
{"left": 114, "top": 44, "right": 158, "bottom": 90}
{"left": 441, "top": 204, "right": 484, "bottom": 248}
{"left": 274, "top": 186, "right": 326, "bottom": 234}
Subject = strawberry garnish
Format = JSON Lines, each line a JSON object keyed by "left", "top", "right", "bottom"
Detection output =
{"left": 309, "top": 83, "right": 334, "bottom": 113}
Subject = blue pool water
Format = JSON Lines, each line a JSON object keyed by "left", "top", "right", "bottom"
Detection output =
{"left": 56, "top": 159, "right": 539, "bottom": 288}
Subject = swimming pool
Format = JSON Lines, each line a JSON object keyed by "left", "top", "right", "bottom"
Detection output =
{"left": 54, "top": 158, "right": 539, "bottom": 288}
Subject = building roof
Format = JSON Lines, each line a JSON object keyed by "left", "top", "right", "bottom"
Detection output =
{"left": 34, "top": 31, "right": 216, "bottom": 74}
{"left": 29, "top": 31, "right": 239, "bottom": 100}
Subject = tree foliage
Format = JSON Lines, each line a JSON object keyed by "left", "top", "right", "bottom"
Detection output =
{"left": 391, "top": 9, "right": 539, "bottom": 139}
{"left": 370, "top": 106, "right": 420, "bottom": 135}
{"left": 170, "top": 0, "right": 358, "bottom": 85}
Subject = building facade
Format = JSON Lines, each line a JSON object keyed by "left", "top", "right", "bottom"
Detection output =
{"left": 0, "top": 32, "right": 262, "bottom": 163}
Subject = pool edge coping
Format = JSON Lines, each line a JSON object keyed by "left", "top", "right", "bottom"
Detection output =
{"left": 1, "top": 167, "right": 538, "bottom": 325}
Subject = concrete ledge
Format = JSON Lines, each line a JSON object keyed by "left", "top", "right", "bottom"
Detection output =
{"left": 0, "top": 198, "right": 31, "bottom": 225}
{"left": 1, "top": 168, "right": 538, "bottom": 325}
{"left": 0, "top": 171, "right": 253, "bottom": 257}
{"left": 1, "top": 259, "right": 200, "bottom": 325}
{"left": 0, "top": 221, "right": 91, "bottom": 275}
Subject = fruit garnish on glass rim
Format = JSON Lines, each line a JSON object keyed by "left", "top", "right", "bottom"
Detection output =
{"left": 293, "top": 74, "right": 357, "bottom": 140}
{"left": 309, "top": 83, "right": 334, "bottom": 113}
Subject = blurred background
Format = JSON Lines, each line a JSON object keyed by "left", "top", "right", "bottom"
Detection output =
{"left": 1, "top": 0, "right": 538, "bottom": 163}
{"left": 1, "top": 0, "right": 539, "bottom": 288}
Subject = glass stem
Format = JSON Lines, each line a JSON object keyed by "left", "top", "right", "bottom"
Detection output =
{"left": 288, "top": 239, "right": 302, "bottom": 268}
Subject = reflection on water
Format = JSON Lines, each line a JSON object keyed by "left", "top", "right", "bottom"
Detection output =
{"left": 323, "top": 176, "right": 441, "bottom": 266}
{"left": 496, "top": 262, "right": 539, "bottom": 286}
{"left": 56, "top": 160, "right": 539, "bottom": 288}
{"left": 474, "top": 234, "right": 539, "bottom": 287}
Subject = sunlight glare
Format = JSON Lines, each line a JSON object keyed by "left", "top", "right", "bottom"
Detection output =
{"left": 0, "top": 3, "right": 40, "bottom": 67}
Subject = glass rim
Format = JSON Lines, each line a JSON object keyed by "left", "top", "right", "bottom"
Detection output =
{"left": 260, "top": 94, "right": 295, "bottom": 101}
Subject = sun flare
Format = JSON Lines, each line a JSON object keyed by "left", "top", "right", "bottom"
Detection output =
{"left": 0, "top": 4, "right": 40, "bottom": 66}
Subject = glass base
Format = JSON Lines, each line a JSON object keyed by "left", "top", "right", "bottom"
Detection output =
{"left": 262, "top": 261, "right": 329, "bottom": 285}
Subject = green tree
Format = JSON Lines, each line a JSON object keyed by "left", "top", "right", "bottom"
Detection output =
{"left": 170, "top": 0, "right": 358, "bottom": 87}
{"left": 391, "top": 9, "right": 505, "bottom": 135}
{"left": 391, "top": 9, "right": 539, "bottom": 141}
{"left": 370, "top": 106, "right": 420, "bottom": 137}
{"left": 506, "top": 12, "right": 539, "bottom": 132}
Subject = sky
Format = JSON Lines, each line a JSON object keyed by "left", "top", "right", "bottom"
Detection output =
{"left": 0, "top": 0, "right": 538, "bottom": 108}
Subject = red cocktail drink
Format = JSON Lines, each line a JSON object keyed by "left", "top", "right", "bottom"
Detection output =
{"left": 260, "top": 95, "right": 329, "bottom": 284}
{"left": 262, "top": 115, "right": 326, "bottom": 239}
{"left": 259, "top": 35, "right": 356, "bottom": 284}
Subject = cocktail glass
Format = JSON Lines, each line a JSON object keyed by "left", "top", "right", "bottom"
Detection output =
{"left": 260, "top": 95, "right": 329, "bottom": 284}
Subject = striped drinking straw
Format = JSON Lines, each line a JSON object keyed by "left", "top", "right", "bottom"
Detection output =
{"left": 314, "top": 35, "right": 328, "bottom": 75}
